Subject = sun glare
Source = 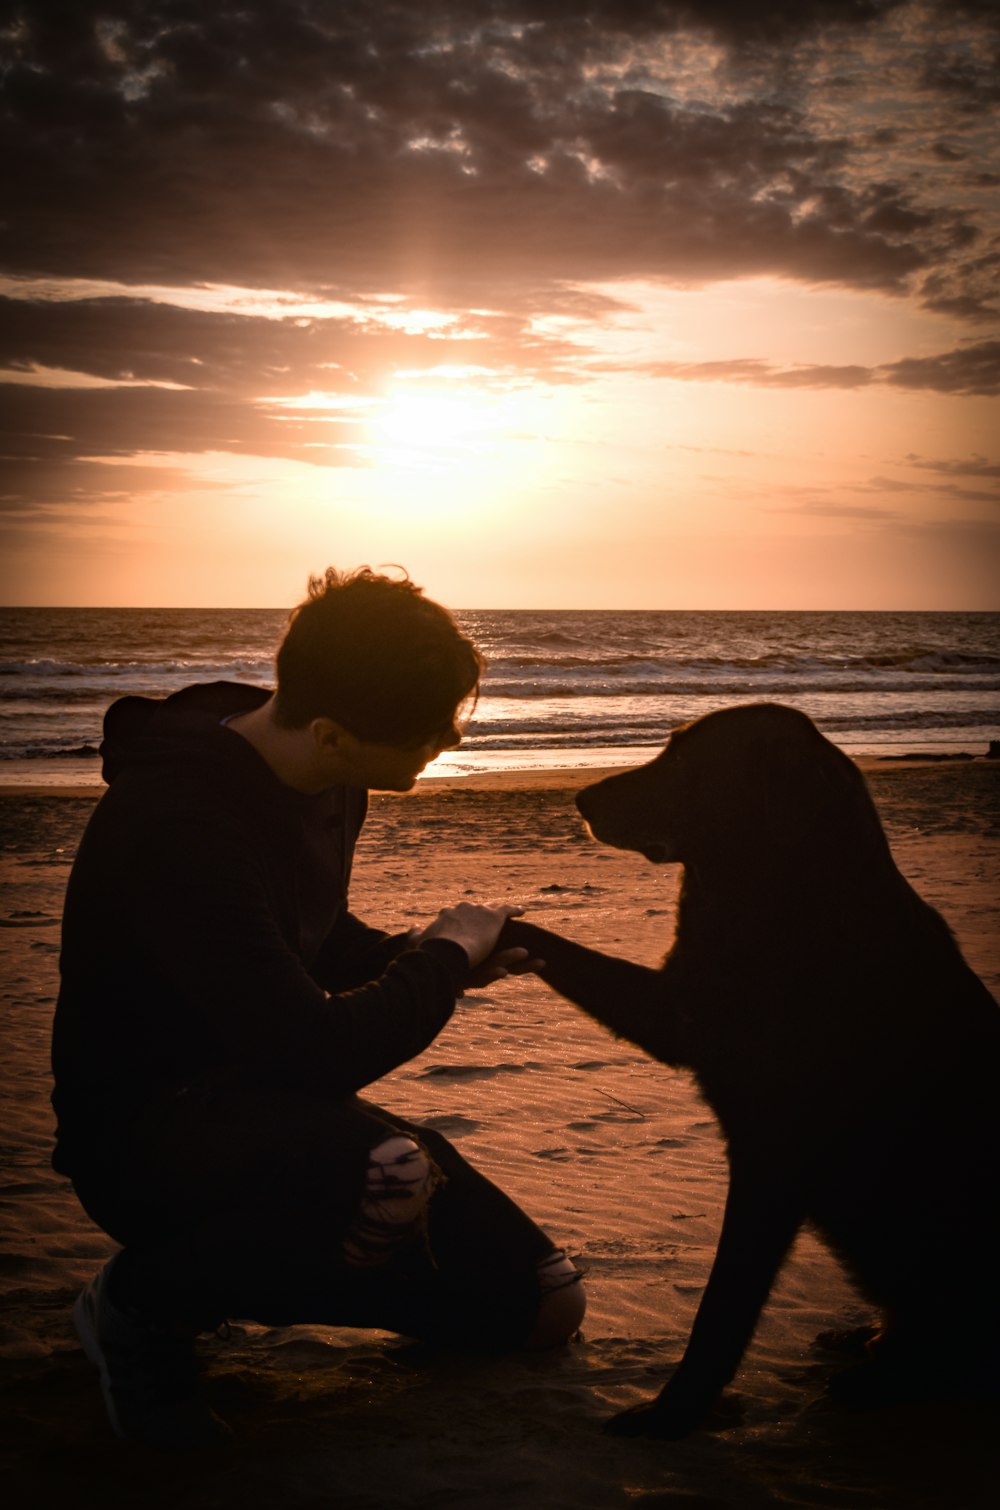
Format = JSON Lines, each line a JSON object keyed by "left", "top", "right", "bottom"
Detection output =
{"left": 349, "top": 378, "right": 565, "bottom": 527}
{"left": 374, "top": 389, "right": 501, "bottom": 456}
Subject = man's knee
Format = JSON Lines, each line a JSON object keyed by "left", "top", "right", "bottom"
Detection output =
{"left": 524, "top": 1249, "right": 586, "bottom": 1349}
{"left": 460, "top": 1248, "right": 585, "bottom": 1351}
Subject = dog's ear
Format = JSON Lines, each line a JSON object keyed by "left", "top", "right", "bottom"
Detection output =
{"left": 755, "top": 715, "right": 883, "bottom": 861}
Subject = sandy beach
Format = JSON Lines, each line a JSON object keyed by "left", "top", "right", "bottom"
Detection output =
{"left": 1, "top": 758, "right": 998, "bottom": 1509}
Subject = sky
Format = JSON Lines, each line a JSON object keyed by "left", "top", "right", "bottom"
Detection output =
{"left": 1, "top": 0, "right": 998, "bottom": 610}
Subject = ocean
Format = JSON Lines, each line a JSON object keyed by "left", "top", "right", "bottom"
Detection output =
{"left": 1, "top": 607, "right": 998, "bottom": 787}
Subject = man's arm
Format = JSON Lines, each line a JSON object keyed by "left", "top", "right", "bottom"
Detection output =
{"left": 312, "top": 910, "right": 413, "bottom": 993}
{"left": 133, "top": 813, "right": 466, "bottom": 1098}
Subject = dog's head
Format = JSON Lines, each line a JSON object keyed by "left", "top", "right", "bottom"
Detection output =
{"left": 576, "top": 703, "right": 883, "bottom": 871}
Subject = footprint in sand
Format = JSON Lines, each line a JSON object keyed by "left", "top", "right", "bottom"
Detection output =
{"left": 416, "top": 1113, "right": 481, "bottom": 1136}
{"left": 419, "top": 1062, "right": 539, "bottom": 1079}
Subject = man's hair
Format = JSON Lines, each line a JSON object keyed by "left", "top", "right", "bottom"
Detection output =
{"left": 273, "top": 567, "right": 482, "bottom": 744}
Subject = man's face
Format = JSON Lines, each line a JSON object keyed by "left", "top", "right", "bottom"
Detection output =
{"left": 343, "top": 720, "right": 462, "bottom": 792}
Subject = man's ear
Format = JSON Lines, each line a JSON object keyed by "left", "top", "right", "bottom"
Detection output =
{"left": 311, "top": 717, "right": 350, "bottom": 758}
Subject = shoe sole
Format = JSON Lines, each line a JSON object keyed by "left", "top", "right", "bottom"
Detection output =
{"left": 72, "top": 1278, "right": 128, "bottom": 1439}
{"left": 72, "top": 1276, "right": 232, "bottom": 1450}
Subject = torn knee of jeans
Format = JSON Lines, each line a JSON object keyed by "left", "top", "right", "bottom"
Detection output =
{"left": 536, "top": 1248, "right": 583, "bottom": 1294}
{"left": 341, "top": 1134, "right": 441, "bottom": 1268}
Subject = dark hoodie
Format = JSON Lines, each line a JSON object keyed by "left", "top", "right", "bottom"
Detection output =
{"left": 51, "top": 681, "right": 466, "bottom": 1175}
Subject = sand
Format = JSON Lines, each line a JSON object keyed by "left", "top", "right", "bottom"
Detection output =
{"left": 1, "top": 759, "right": 998, "bottom": 1509}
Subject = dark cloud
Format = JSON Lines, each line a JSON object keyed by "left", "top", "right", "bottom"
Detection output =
{"left": 0, "top": 0, "right": 990, "bottom": 301}
{"left": 919, "top": 251, "right": 1000, "bottom": 323}
{"left": 594, "top": 341, "right": 1000, "bottom": 395}
{"left": 763, "top": 500, "right": 900, "bottom": 520}
{"left": 0, "top": 0, "right": 997, "bottom": 522}
{"left": 862, "top": 473, "right": 999, "bottom": 505}
{"left": 0, "top": 382, "right": 367, "bottom": 477}
{"left": 0, "top": 457, "right": 222, "bottom": 515}
{"left": 1, "top": 325, "right": 994, "bottom": 497}
{"left": 895, "top": 517, "right": 1000, "bottom": 549}
{"left": 799, "top": 503, "right": 900, "bottom": 520}
{"left": 0, "top": 289, "right": 595, "bottom": 487}
{"left": 932, "top": 141, "right": 968, "bottom": 163}
{"left": 921, "top": 293, "right": 997, "bottom": 321}
{"left": 880, "top": 341, "right": 1000, "bottom": 395}
{"left": 0, "top": 294, "right": 586, "bottom": 392}
{"left": 906, "top": 454, "right": 1000, "bottom": 481}
{"left": 610, "top": 358, "right": 874, "bottom": 388}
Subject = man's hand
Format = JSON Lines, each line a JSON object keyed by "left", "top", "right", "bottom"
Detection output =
{"left": 411, "top": 903, "right": 527, "bottom": 969}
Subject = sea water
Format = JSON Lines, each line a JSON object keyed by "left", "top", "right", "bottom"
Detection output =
{"left": 1, "top": 607, "right": 997, "bottom": 786}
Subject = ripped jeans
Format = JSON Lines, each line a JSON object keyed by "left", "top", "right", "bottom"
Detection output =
{"left": 68, "top": 1064, "right": 566, "bottom": 1347}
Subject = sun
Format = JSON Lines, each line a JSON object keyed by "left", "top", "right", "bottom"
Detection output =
{"left": 359, "top": 377, "right": 558, "bottom": 522}
{"left": 372, "top": 386, "right": 503, "bottom": 459}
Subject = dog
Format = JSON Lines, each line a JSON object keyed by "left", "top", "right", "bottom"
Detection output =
{"left": 503, "top": 703, "right": 1000, "bottom": 1439}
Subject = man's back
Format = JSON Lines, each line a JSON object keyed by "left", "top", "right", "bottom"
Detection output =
{"left": 52, "top": 680, "right": 365, "bottom": 1171}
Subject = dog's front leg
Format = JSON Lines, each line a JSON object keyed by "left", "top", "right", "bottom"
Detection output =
{"left": 608, "top": 1166, "right": 803, "bottom": 1439}
{"left": 500, "top": 919, "right": 682, "bottom": 1061}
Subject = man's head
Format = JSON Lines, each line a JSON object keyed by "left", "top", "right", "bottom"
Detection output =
{"left": 274, "top": 566, "right": 481, "bottom": 756}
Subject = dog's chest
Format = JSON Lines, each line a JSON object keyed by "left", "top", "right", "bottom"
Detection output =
{"left": 687, "top": 1005, "right": 823, "bottom": 1147}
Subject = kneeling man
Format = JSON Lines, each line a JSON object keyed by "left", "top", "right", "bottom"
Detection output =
{"left": 53, "top": 567, "right": 584, "bottom": 1448}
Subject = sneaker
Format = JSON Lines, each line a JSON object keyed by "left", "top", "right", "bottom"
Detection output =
{"left": 72, "top": 1257, "right": 231, "bottom": 1450}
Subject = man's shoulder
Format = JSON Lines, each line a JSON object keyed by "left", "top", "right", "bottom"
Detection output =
{"left": 100, "top": 681, "right": 270, "bottom": 784}
{"left": 159, "top": 681, "right": 271, "bottom": 720}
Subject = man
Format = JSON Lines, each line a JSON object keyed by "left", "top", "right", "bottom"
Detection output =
{"left": 52, "top": 567, "right": 585, "bottom": 1449}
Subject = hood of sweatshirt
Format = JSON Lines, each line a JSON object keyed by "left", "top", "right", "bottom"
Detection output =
{"left": 99, "top": 680, "right": 272, "bottom": 785}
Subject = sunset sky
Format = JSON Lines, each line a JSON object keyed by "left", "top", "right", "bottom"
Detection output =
{"left": 1, "top": 0, "right": 998, "bottom": 610}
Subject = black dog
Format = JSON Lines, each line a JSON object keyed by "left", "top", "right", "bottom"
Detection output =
{"left": 504, "top": 703, "right": 1000, "bottom": 1439}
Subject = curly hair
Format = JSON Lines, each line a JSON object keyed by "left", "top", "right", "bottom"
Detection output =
{"left": 273, "top": 567, "right": 481, "bottom": 745}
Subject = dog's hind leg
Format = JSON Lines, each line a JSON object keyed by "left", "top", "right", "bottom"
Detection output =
{"left": 607, "top": 1167, "right": 804, "bottom": 1439}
